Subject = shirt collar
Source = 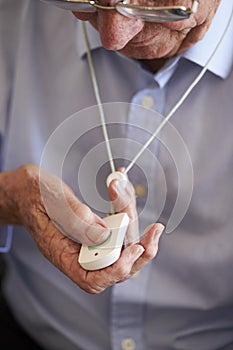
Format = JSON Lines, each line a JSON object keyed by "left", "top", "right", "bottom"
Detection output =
{"left": 181, "top": 0, "right": 233, "bottom": 79}
{"left": 76, "top": 0, "right": 233, "bottom": 80}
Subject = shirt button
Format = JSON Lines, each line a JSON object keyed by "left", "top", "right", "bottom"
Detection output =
{"left": 134, "top": 184, "right": 147, "bottom": 197}
{"left": 121, "top": 338, "right": 136, "bottom": 350}
{"left": 141, "top": 95, "right": 154, "bottom": 108}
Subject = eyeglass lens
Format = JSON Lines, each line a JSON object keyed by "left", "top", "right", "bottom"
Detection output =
{"left": 40, "top": 0, "right": 194, "bottom": 21}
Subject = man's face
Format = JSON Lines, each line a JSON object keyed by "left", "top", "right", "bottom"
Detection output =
{"left": 73, "top": 0, "right": 220, "bottom": 59}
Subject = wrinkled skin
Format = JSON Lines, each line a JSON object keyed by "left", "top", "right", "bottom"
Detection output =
{"left": 1, "top": 0, "right": 221, "bottom": 294}
{"left": 73, "top": 0, "right": 221, "bottom": 69}
{"left": 0, "top": 164, "right": 164, "bottom": 293}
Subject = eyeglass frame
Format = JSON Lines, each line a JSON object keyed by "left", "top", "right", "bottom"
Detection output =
{"left": 41, "top": 0, "right": 199, "bottom": 22}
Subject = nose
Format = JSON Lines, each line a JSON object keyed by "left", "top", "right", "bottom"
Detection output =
{"left": 97, "top": 10, "right": 144, "bottom": 50}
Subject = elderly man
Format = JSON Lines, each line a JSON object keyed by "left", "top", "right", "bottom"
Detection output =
{"left": 0, "top": 0, "right": 232, "bottom": 349}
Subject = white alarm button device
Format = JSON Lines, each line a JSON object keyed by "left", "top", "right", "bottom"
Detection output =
{"left": 78, "top": 213, "right": 129, "bottom": 271}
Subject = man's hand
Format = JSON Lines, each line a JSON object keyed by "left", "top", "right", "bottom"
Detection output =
{"left": 0, "top": 164, "right": 164, "bottom": 293}
{"left": 75, "top": 222, "right": 164, "bottom": 293}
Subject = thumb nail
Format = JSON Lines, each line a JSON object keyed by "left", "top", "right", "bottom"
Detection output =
{"left": 86, "top": 226, "right": 110, "bottom": 245}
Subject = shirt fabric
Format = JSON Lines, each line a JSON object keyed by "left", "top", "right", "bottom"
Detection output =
{"left": 0, "top": 0, "right": 233, "bottom": 349}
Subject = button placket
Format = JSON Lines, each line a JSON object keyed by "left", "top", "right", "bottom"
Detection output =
{"left": 110, "top": 264, "right": 152, "bottom": 350}
{"left": 110, "top": 87, "right": 166, "bottom": 350}
{"left": 126, "top": 87, "right": 166, "bottom": 224}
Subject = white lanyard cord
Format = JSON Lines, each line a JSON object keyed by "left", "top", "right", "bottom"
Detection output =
{"left": 125, "top": 9, "right": 233, "bottom": 174}
{"left": 82, "top": 22, "right": 115, "bottom": 173}
{"left": 82, "top": 9, "right": 233, "bottom": 176}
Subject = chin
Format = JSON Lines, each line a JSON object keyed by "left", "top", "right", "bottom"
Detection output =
{"left": 118, "top": 40, "right": 180, "bottom": 60}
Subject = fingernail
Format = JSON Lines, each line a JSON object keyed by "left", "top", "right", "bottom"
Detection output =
{"left": 154, "top": 223, "right": 165, "bottom": 241}
{"left": 112, "top": 179, "right": 128, "bottom": 196}
{"left": 86, "top": 226, "right": 110, "bottom": 245}
{"left": 132, "top": 245, "right": 145, "bottom": 261}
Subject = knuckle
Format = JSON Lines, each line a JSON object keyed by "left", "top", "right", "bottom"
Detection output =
{"left": 80, "top": 282, "right": 104, "bottom": 294}
{"left": 143, "top": 245, "right": 158, "bottom": 261}
{"left": 115, "top": 264, "right": 131, "bottom": 279}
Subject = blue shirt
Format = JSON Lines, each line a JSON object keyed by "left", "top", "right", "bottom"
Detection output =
{"left": 0, "top": 0, "right": 233, "bottom": 349}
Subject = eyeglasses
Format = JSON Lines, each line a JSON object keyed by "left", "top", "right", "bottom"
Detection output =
{"left": 41, "top": 0, "right": 199, "bottom": 22}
